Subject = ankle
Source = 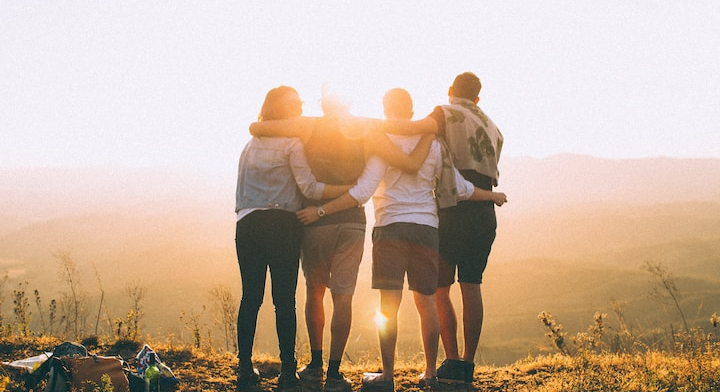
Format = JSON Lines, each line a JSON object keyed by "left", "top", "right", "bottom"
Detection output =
{"left": 281, "top": 361, "right": 297, "bottom": 374}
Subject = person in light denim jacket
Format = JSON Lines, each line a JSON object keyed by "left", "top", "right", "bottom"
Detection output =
{"left": 234, "top": 86, "right": 351, "bottom": 392}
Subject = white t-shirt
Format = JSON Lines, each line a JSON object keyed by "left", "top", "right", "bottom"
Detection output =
{"left": 348, "top": 135, "right": 475, "bottom": 228}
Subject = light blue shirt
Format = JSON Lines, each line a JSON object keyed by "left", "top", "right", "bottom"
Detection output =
{"left": 235, "top": 136, "right": 326, "bottom": 219}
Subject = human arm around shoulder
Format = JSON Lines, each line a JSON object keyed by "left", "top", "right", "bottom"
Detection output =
{"left": 364, "top": 133, "right": 434, "bottom": 173}
{"left": 296, "top": 156, "right": 385, "bottom": 225}
{"left": 249, "top": 116, "right": 318, "bottom": 142}
{"left": 377, "top": 116, "right": 439, "bottom": 135}
{"left": 296, "top": 193, "right": 359, "bottom": 225}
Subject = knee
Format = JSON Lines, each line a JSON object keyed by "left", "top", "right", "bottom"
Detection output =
{"left": 240, "top": 296, "right": 263, "bottom": 312}
{"left": 331, "top": 293, "right": 353, "bottom": 307}
{"left": 273, "top": 296, "right": 297, "bottom": 313}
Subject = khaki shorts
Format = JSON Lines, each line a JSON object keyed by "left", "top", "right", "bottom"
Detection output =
{"left": 301, "top": 222, "right": 366, "bottom": 295}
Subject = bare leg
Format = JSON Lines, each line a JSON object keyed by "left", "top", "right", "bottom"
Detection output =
{"left": 305, "top": 285, "right": 327, "bottom": 351}
{"left": 459, "top": 282, "right": 483, "bottom": 362}
{"left": 413, "top": 291, "right": 440, "bottom": 378}
{"left": 435, "top": 285, "right": 460, "bottom": 360}
{"left": 376, "top": 289, "right": 402, "bottom": 381}
{"left": 329, "top": 292, "right": 353, "bottom": 362}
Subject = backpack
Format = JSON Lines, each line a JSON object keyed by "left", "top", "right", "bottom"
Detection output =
{"left": 25, "top": 341, "right": 87, "bottom": 390}
{"left": 25, "top": 341, "right": 130, "bottom": 392}
{"left": 45, "top": 355, "right": 130, "bottom": 392}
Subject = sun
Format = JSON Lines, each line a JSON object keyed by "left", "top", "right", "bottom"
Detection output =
{"left": 374, "top": 308, "right": 388, "bottom": 331}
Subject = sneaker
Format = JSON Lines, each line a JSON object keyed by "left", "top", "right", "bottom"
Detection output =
{"left": 277, "top": 371, "right": 300, "bottom": 391}
{"left": 236, "top": 366, "right": 260, "bottom": 391}
{"left": 464, "top": 361, "right": 475, "bottom": 384}
{"left": 298, "top": 365, "right": 325, "bottom": 382}
{"left": 361, "top": 372, "right": 394, "bottom": 392}
{"left": 436, "top": 359, "right": 466, "bottom": 384}
{"left": 417, "top": 373, "right": 438, "bottom": 389}
{"left": 324, "top": 373, "right": 353, "bottom": 392}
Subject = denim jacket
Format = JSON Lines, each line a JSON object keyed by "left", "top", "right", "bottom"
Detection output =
{"left": 235, "top": 137, "right": 326, "bottom": 213}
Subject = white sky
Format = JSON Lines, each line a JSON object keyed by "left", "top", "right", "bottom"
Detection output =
{"left": 2, "top": 1, "right": 719, "bottom": 177}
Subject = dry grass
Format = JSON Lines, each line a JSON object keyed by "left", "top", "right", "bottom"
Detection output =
{"left": 1, "top": 337, "right": 719, "bottom": 392}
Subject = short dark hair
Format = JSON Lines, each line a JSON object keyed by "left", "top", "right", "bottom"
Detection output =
{"left": 452, "top": 72, "right": 482, "bottom": 100}
{"left": 382, "top": 88, "right": 413, "bottom": 119}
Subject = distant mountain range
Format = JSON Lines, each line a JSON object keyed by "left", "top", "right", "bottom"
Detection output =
{"left": 3, "top": 155, "right": 719, "bottom": 223}
{"left": 499, "top": 154, "right": 720, "bottom": 212}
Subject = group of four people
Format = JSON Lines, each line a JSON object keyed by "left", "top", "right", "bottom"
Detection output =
{"left": 234, "top": 72, "right": 506, "bottom": 392}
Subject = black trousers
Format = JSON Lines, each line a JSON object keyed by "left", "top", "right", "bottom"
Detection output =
{"left": 235, "top": 209, "right": 302, "bottom": 365}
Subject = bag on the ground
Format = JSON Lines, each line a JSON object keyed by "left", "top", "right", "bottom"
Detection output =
{"left": 24, "top": 341, "right": 88, "bottom": 390}
{"left": 133, "top": 344, "right": 180, "bottom": 391}
{"left": 45, "top": 355, "right": 130, "bottom": 392}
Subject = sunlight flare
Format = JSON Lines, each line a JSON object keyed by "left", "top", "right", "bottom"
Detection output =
{"left": 374, "top": 308, "right": 387, "bottom": 331}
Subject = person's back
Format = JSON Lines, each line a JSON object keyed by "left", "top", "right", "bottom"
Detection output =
{"left": 304, "top": 127, "right": 365, "bottom": 186}
{"left": 372, "top": 133, "right": 441, "bottom": 228}
{"left": 236, "top": 136, "right": 325, "bottom": 214}
{"left": 363, "top": 88, "right": 444, "bottom": 390}
{"left": 432, "top": 72, "right": 504, "bottom": 385}
{"left": 234, "top": 86, "right": 354, "bottom": 392}
{"left": 433, "top": 72, "right": 502, "bottom": 189}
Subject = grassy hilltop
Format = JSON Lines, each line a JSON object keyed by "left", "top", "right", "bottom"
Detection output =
{"left": 1, "top": 327, "right": 719, "bottom": 392}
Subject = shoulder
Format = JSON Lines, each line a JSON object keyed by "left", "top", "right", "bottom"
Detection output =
{"left": 429, "top": 106, "right": 446, "bottom": 134}
{"left": 255, "top": 136, "right": 302, "bottom": 150}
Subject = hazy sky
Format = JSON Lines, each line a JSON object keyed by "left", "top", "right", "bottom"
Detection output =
{"left": 2, "top": 1, "right": 719, "bottom": 177}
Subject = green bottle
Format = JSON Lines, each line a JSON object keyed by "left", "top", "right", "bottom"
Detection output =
{"left": 145, "top": 355, "right": 161, "bottom": 392}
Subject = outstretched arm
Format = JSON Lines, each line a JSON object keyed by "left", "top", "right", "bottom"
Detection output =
{"left": 249, "top": 117, "right": 319, "bottom": 142}
{"left": 377, "top": 116, "right": 439, "bottom": 135}
{"left": 320, "top": 184, "right": 354, "bottom": 199}
{"left": 296, "top": 193, "right": 360, "bottom": 225}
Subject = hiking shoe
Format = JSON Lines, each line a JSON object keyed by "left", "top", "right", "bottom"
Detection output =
{"left": 417, "top": 373, "right": 438, "bottom": 389}
{"left": 436, "top": 359, "right": 466, "bottom": 384}
{"left": 236, "top": 366, "right": 260, "bottom": 391}
{"left": 298, "top": 365, "right": 325, "bottom": 382}
{"left": 464, "top": 361, "right": 475, "bottom": 384}
{"left": 277, "top": 371, "right": 300, "bottom": 391}
{"left": 324, "top": 372, "right": 353, "bottom": 392}
{"left": 362, "top": 372, "right": 394, "bottom": 392}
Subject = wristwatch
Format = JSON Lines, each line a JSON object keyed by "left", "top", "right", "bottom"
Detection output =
{"left": 317, "top": 205, "right": 326, "bottom": 217}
